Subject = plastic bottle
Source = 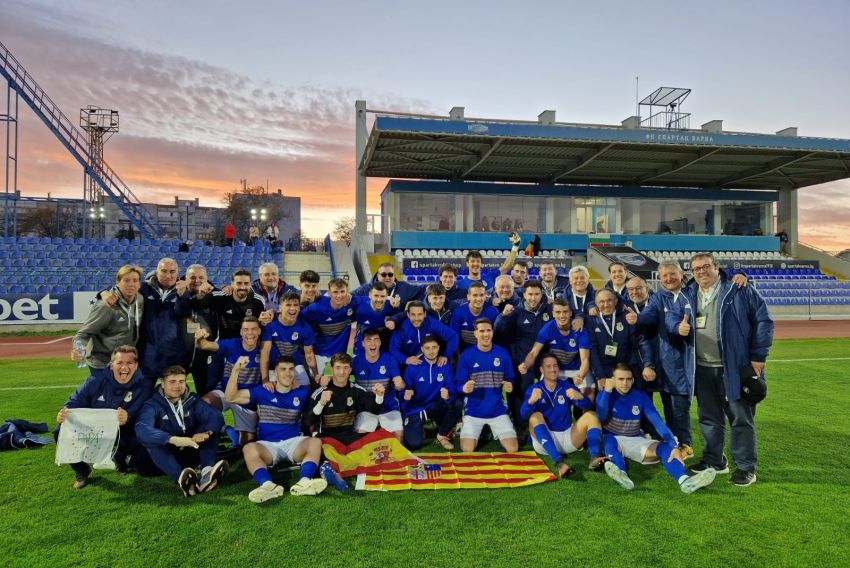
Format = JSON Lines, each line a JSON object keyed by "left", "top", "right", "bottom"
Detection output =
{"left": 73, "top": 338, "right": 87, "bottom": 368}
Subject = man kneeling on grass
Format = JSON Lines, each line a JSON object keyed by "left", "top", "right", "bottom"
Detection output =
{"left": 135, "top": 366, "right": 228, "bottom": 497}
{"left": 597, "top": 364, "right": 716, "bottom": 494}
{"left": 225, "top": 356, "right": 328, "bottom": 503}
{"left": 520, "top": 353, "right": 605, "bottom": 478}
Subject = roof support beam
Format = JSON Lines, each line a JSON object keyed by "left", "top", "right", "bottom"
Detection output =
{"left": 718, "top": 152, "right": 818, "bottom": 186}
{"left": 550, "top": 143, "right": 615, "bottom": 182}
{"left": 638, "top": 148, "right": 722, "bottom": 183}
{"left": 461, "top": 138, "right": 503, "bottom": 178}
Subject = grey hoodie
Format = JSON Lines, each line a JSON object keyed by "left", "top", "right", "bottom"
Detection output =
{"left": 74, "top": 286, "right": 144, "bottom": 369}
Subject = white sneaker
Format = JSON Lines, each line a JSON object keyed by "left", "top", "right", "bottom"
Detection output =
{"left": 604, "top": 460, "right": 634, "bottom": 491}
{"left": 680, "top": 468, "right": 717, "bottom": 494}
{"left": 248, "top": 483, "right": 284, "bottom": 504}
{"left": 290, "top": 477, "right": 328, "bottom": 496}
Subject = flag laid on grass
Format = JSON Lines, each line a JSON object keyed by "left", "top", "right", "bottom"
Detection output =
{"left": 321, "top": 429, "right": 422, "bottom": 478}
{"left": 354, "top": 451, "right": 556, "bottom": 491}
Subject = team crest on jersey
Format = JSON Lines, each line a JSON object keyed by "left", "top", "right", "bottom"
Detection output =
{"left": 616, "top": 323, "right": 624, "bottom": 332}
{"left": 379, "top": 365, "right": 386, "bottom": 374}
{"left": 347, "top": 308, "right": 353, "bottom": 316}
{"left": 293, "top": 397, "right": 300, "bottom": 406}
{"left": 246, "top": 309, "right": 253, "bottom": 317}
{"left": 543, "top": 313, "right": 550, "bottom": 321}
{"left": 493, "top": 358, "right": 500, "bottom": 366}
{"left": 437, "top": 373, "right": 444, "bottom": 382}
{"left": 347, "top": 397, "right": 354, "bottom": 407}
{"left": 632, "top": 405, "right": 640, "bottom": 415}
{"left": 292, "top": 332, "right": 299, "bottom": 340}
{"left": 569, "top": 338, "right": 576, "bottom": 347}
{"left": 557, "top": 395, "right": 565, "bottom": 405}
{"left": 123, "top": 391, "right": 133, "bottom": 403}
{"left": 254, "top": 355, "right": 260, "bottom": 363}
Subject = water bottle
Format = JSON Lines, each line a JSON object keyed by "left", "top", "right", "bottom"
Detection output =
{"left": 73, "top": 338, "right": 87, "bottom": 368}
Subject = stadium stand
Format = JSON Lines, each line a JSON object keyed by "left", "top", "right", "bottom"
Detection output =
{"left": 0, "top": 237, "right": 284, "bottom": 294}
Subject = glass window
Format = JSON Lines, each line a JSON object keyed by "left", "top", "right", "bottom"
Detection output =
{"left": 720, "top": 203, "right": 768, "bottom": 236}
{"left": 635, "top": 199, "right": 712, "bottom": 235}
{"left": 397, "top": 193, "right": 454, "bottom": 231}
{"left": 575, "top": 197, "right": 616, "bottom": 234}
{"left": 473, "top": 195, "right": 544, "bottom": 232}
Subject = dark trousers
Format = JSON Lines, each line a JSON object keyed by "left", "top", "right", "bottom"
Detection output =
{"left": 403, "top": 398, "right": 463, "bottom": 450}
{"left": 660, "top": 391, "right": 692, "bottom": 446}
{"left": 188, "top": 352, "right": 213, "bottom": 396}
{"left": 136, "top": 434, "right": 220, "bottom": 482}
{"left": 695, "top": 365, "right": 757, "bottom": 471}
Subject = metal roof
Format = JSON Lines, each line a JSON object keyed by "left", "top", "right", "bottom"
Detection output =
{"left": 360, "top": 114, "right": 850, "bottom": 190}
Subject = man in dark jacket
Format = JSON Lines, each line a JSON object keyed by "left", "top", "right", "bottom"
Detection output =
{"left": 682, "top": 253, "right": 774, "bottom": 487}
{"left": 138, "top": 258, "right": 184, "bottom": 382}
{"left": 55, "top": 345, "right": 152, "bottom": 488}
{"left": 352, "top": 262, "right": 423, "bottom": 308}
{"left": 135, "top": 365, "right": 226, "bottom": 497}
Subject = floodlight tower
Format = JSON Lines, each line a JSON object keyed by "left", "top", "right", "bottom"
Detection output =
{"left": 80, "top": 105, "right": 119, "bottom": 239}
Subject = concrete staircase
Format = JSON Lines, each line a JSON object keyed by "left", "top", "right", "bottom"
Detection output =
{"left": 282, "top": 252, "right": 334, "bottom": 289}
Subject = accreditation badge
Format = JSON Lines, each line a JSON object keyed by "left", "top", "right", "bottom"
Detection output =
{"left": 696, "top": 313, "right": 707, "bottom": 329}
{"left": 604, "top": 342, "right": 618, "bottom": 357}
{"left": 186, "top": 322, "right": 200, "bottom": 334}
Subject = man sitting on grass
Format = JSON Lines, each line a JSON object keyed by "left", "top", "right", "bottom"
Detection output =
{"left": 55, "top": 345, "right": 153, "bottom": 489}
{"left": 521, "top": 353, "right": 605, "bottom": 478}
{"left": 135, "top": 365, "right": 227, "bottom": 497}
{"left": 224, "top": 356, "right": 328, "bottom": 503}
{"left": 597, "top": 364, "right": 716, "bottom": 494}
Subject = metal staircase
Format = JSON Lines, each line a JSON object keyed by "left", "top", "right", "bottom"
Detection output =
{"left": 0, "top": 40, "right": 162, "bottom": 239}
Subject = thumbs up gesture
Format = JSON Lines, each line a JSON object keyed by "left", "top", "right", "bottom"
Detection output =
{"left": 678, "top": 312, "right": 691, "bottom": 337}
{"left": 624, "top": 306, "right": 637, "bottom": 325}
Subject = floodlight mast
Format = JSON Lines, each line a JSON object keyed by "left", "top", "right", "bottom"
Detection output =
{"left": 80, "top": 106, "right": 119, "bottom": 238}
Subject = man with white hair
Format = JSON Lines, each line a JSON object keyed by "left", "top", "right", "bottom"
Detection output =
{"left": 252, "top": 262, "right": 299, "bottom": 312}
{"left": 490, "top": 274, "right": 521, "bottom": 314}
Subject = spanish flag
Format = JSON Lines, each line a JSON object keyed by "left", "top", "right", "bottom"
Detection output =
{"left": 321, "top": 430, "right": 422, "bottom": 479}
{"left": 354, "top": 452, "right": 556, "bottom": 491}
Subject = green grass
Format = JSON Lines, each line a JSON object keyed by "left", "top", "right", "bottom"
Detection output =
{"left": 1, "top": 338, "right": 849, "bottom": 567}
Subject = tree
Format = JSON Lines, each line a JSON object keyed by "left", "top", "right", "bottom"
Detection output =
{"left": 332, "top": 216, "right": 356, "bottom": 244}
{"left": 19, "top": 205, "right": 81, "bottom": 238}
{"left": 221, "top": 183, "right": 290, "bottom": 241}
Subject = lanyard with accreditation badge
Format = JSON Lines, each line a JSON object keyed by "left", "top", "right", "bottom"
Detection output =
{"left": 695, "top": 285, "right": 718, "bottom": 329}
{"left": 599, "top": 311, "right": 618, "bottom": 357}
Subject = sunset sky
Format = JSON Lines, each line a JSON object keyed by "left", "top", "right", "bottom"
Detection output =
{"left": 2, "top": 0, "right": 849, "bottom": 250}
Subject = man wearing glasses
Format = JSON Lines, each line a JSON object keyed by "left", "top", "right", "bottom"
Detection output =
{"left": 352, "top": 262, "right": 423, "bottom": 309}
{"left": 682, "top": 253, "right": 773, "bottom": 487}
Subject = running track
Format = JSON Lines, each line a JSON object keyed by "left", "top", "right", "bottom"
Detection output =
{"left": 1, "top": 320, "right": 849, "bottom": 361}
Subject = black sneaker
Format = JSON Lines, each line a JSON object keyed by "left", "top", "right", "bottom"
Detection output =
{"left": 178, "top": 468, "right": 198, "bottom": 497}
{"left": 729, "top": 469, "right": 757, "bottom": 487}
{"left": 691, "top": 458, "right": 729, "bottom": 475}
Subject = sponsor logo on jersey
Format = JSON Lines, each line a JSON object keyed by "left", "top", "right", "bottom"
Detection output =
{"left": 363, "top": 319, "right": 371, "bottom": 325}
{"left": 359, "top": 370, "right": 366, "bottom": 375}
{"left": 271, "top": 397, "right": 278, "bottom": 403}
{"left": 326, "top": 317, "right": 333, "bottom": 321}
{"left": 226, "top": 309, "right": 233, "bottom": 314}
{"left": 522, "top": 318, "right": 531, "bottom": 324}
{"left": 162, "top": 415, "right": 169, "bottom": 420}
{"left": 418, "top": 377, "right": 425, "bottom": 382}
{"left": 272, "top": 332, "right": 279, "bottom": 337}
{"left": 594, "top": 327, "right": 601, "bottom": 332}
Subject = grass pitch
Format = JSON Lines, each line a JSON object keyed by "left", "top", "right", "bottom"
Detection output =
{"left": 1, "top": 338, "right": 848, "bottom": 567}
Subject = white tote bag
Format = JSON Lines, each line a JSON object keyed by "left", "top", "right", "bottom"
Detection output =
{"left": 55, "top": 408, "right": 120, "bottom": 466}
